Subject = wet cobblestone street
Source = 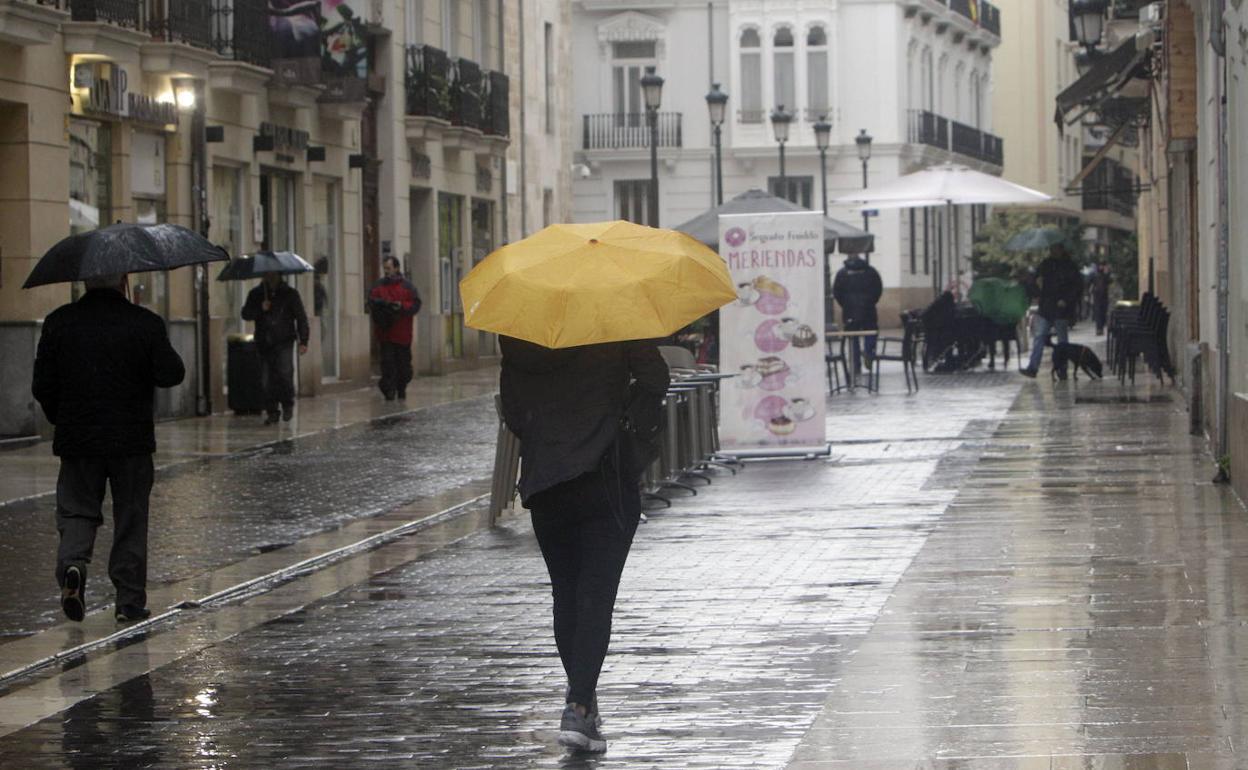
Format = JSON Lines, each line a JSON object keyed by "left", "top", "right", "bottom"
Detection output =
{"left": 2, "top": 342, "right": 1247, "bottom": 768}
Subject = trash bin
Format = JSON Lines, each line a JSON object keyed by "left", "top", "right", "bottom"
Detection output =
{"left": 227, "top": 333, "right": 266, "bottom": 414}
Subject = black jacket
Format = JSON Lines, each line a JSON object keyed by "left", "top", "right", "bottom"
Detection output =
{"left": 832, "top": 256, "right": 883, "bottom": 329}
{"left": 500, "top": 337, "right": 670, "bottom": 506}
{"left": 32, "top": 289, "right": 185, "bottom": 458}
{"left": 242, "top": 281, "right": 310, "bottom": 350}
{"left": 1035, "top": 255, "right": 1083, "bottom": 322}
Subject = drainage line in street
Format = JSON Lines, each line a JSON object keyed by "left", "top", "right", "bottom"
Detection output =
{"left": 0, "top": 492, "right": 490, "bottom": 691}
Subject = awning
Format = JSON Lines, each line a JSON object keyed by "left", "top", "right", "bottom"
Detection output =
{"left": 1055, "top": 34, "right": 1151, "bottom": 125}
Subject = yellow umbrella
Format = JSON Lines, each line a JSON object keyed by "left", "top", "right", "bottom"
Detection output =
{"left": 460, "top": 220, "right": 736, "bottom": 349}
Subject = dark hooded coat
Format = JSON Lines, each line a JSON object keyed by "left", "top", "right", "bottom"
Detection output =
{"left": 832, "top": 256, "right": 883, "bottom": 329}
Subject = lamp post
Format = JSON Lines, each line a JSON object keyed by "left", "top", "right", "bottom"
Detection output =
{"left": 1071, "top": 0, "right": 1108, "bottom": 49}
{"left": 641, "top": 67, "right": 664, "bottom": 227}
{"left": 814, "top": 116, "right": 833, "bottom": 327}
{"left": 705, "top": 83, "right": 728, "bottom": 206}
{"left": 770, "top": 105, "right": 792, "bottom": 199}
{"left": 856, "top": 129, "right": 873, "bottom": 233}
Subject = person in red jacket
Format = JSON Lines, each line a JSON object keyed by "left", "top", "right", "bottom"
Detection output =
{"left": 368, "top": 257, "right": 421, "bottom": 400}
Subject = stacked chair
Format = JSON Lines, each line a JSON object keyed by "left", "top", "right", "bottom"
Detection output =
{"left": 1107, "top": 293, "right": 1176, "bottom": 385}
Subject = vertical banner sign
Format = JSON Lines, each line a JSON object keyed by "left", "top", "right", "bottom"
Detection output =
{"left": 718, "top": 211, "right": 828, "bottom": 455}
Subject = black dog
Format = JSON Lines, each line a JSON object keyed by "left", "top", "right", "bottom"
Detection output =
{"left": 1047, "top": 340, "right": 1103, "bottom": 381}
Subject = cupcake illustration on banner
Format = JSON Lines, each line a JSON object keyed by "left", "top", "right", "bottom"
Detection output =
{"left": 751, "top": 275, "right": 789, "bottom": 315}
{"left": 753, "top": 319, "right": 790, "bottom": 353}
{"left": 753, "top": 395, "right": 795, "bottom": 436}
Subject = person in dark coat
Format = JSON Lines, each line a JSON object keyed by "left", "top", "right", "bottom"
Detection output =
{"left": 368, "top": 257, "right": 422, "bottom": 400}
{"left": 832, "top": 254, "right": 883, "bottom": 371}
{"left": 1022, "top": 243, "right": 1083, "bottom": 377}
{"left": 499, "top": 336, "right": 669, "bottom": 753}
{"left": 32, "top": 274, "right": 185, "bottom": 623}
{"left": 1091, "top": 262, "right": 1112, "bottom": 335}
{"left": 242, "top": 272, "right": 310, "bottom": 423}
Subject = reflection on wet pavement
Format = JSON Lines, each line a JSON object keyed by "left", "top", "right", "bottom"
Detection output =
{"left": 2, "top": 345, "right": 1246, "bottom": 768}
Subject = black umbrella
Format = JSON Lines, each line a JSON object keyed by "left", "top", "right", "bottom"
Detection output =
{"left": 23, "top": 222, "right": 229, "bottom": 288}
{"left": 215, "top": 251, "right": 315, "bottom": 281}
{"left": 673, "top": 189, "right": 875, "bottom": 255}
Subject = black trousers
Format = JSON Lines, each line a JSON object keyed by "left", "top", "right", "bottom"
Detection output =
{"left": 259, "top": 342, "right": 295, "bottom": 415}
{"left": 379, "top": 341, "right": 413, "bottom": 397}
{"left": 55, "top": 454, "right": 154, "bottom": 609}
{"left": 529, "top": 468, "right": 640, "bottom": 708}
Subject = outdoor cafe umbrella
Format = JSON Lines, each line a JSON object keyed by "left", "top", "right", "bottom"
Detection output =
{"left": 215, "top": 250, "right": 315, "bottom": 281}
{"left": 23, "top": 222, "right": 229, "bottom": 288}
{"left": 833, "top": 163, "right": 1051, "bottom": 292}
{"left": 674, "top": 188, "right": 874, "bottom": 254}
{"left": 459, "top": 220, "right": 736, "bottom": 349}
{"left": 1004, "top": 226, "right": 1068, "bottom": 252}
{"left": 968, "top": 277, "right": 1030, "bottom": 326}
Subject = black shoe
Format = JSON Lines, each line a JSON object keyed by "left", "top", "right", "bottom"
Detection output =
{"left": 61, "top": 565, "right": 85, "bottom": 622}
{"left": 558, "top": 704, "right": 606, "bottom": 753}
{"left": 1019, "top": 367, "right": 1037, "bottom": 378}
{"left": 264, "top": 412, "right": 280, "bottom": 425}
{"left": 115, "top": 605, "right": 151, "bottom": 623}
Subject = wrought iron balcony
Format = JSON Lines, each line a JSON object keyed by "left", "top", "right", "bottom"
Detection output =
{"left": 70, "top": 0, "right": 141, "bottom": 28}
{"left": 145, "top": 0, "right": 212, "bottom": 49}
{"left": 1083, "top": 159, "right": 1136, "bottom": 216}
{"left": 450, "top": 57, "right": 483, "bottom": 130}
{"left": 406, "top": 44, "right": 452, "bottom": 121}
{"left": 979, "top": 1, "right": 1001, "bottom": 36}
{"left": 981, "top": 132, "right": 1003, "bottom": 166}
{"left": 909, "top": 109, "right": 948, "bottom": 152}
{"left": 950, "top": 119, "right": 981, "bottom": 158}
{"left": 210, "top": 0, "right": 270, "bottom": 68}
{"left": 482, "top": 71, "right": 510, "bottom": 137}
{"left": 582, "top": 113, "right": 683, "bottom": 151}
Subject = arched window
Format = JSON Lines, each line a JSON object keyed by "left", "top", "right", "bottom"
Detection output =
{"left": 970, "top": 71, "right": 983, "bottom": 128}
{"left": 922, "top": 47, "right": 934, "bottom": 112}
{"left": 773, "top": 26, "right": 795, "bottom": 115}
{"left": 806, "top": 25, "right": 829, "bottom": 120}
{"left": 954, "top": 63, "right": 965, "bottom": 122}
{"left": 739, "top": 27, "right": 762, "bottom": 123}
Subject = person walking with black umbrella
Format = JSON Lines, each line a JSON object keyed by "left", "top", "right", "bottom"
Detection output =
{"left": 242, "top": 272, "right": 310, "bottom": 423}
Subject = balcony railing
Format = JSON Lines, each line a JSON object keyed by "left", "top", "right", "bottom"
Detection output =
{"left": 1083, "top": 159, "right": 1136, "bottom": 216}
{"left": 210, "top": 0, "right": 270, "bottom": 68}
{"left": 950, "top": 119, "right": 981, "bottom": 158}
{"left": 909, "top": 109, "right": 948, "bottom": 152}
{"left": 949, "top": 0, "right": 975, "bottom": 21}
{"left": 406, "top": 44, "right": 452, "bottom": 121}
{"left": 979, "top": 1, "right": 1001, "bottom": 36}
{"left": 145, "top": 0, "right": 212, "bottom": 49}
{"left": 738, "top": 108, "right": 766, "bottom": 124}
{"left": 450, "top": 57, "right": 483, "bottom": 130}
{"left": 483, "top": 70, "right": 510, "bottom": 137}
{"left": 70, "top": 0, "right": 141, "bottom": 27}
{"left": 582, "top": 113, "right": 683, "bottom": 150}
{"left": 982, "top": 132, "right": 1003, "bottom": 166}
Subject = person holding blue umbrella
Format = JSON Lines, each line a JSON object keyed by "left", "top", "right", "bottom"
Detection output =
{"left": 242, "top": 268, "right": 311, "bottom": 424}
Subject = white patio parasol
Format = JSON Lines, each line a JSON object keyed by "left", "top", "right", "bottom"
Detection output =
{"left": 833, "top": 164, "right": 1051, "bottom": 293}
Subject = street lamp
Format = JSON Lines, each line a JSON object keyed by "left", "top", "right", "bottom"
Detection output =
{"left": 705, "top": 83, "right": 728, "bottom": 206}
{"left": 641, "top": 67, "right": 664, "bottom": 227}
{"left": 1071, "top": 0, "right": 1108, "bottom": 49}
{"left": 770, "top": 105, "right": 792, "bottom": 198}
{"left": 813, "top": 116, "right": 832, "bottom": 217}
{"left": 856, "top": 128, "right": 873, "bottom": 233}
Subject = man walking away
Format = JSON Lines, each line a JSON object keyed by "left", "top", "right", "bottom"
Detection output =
{"left": 1021, "top": 243, "right": 1083, "bottom": 377}
{"left": 369, "top": 257, "right": 421, "bottom": 400}
{"left": 242, "top": 272, "right": 309, "bottom": 423}
{"left": 32, "top": 274, "right": 185, "bottom": 623}
{"left": 832, "top": 254, "right": 883, "bottom": 371}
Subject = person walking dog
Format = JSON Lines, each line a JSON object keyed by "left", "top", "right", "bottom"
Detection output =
{"left": 499, "top": 336, "right": 669, "bottom": 753}
{"left": 1021, "top": 243, "right": 1083, "bottom": 378}
{"left": 32, "top": 274, "right": 185, "bottom": 623}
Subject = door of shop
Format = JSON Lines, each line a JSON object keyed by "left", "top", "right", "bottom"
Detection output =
{"left": 438, "top": 192, "right": 465, "bottom": 360}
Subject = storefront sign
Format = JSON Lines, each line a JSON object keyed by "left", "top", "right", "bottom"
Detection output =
{"left": 259, "top": 122, "right": 310, "bottom": 153}
{"left": 79, "top": 62, "right": 177, "bottom": 127}
{"left": 717, "top": 211, "right": 828, "bottom": 456}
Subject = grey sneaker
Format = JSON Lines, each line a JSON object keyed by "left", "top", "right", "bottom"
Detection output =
{"left": 558, "top": 704, "right": 606, "bottom": 753}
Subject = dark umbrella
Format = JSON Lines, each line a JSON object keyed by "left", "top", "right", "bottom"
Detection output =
{"left": 215, "top": 250, "right": 315, "bottom": 281}
{"left": 23, "top": 222, "right": 229, "bottom": 288}
{"left": 673, "top": 189, "right": 875, "bottom": 254}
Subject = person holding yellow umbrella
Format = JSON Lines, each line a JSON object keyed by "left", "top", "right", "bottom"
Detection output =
{"left": 461, "top": 220, "right": 735, "bottom": 753}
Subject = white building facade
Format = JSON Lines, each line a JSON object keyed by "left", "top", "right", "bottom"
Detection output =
{"left": 571, "top": 0, "right": 1004, "bottom": 323}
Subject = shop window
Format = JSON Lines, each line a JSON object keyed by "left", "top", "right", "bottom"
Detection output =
{"left": 767, "top": 175, "right": 813, "bottom": 208}
{"left": 68, "top": 119, "right": 110, "bottom": 235}
{"left": 313, "top": 177, "right": 340, "bottom": 379}
{"left": 615, "top": 179, "right": 653, "bottom": 226}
